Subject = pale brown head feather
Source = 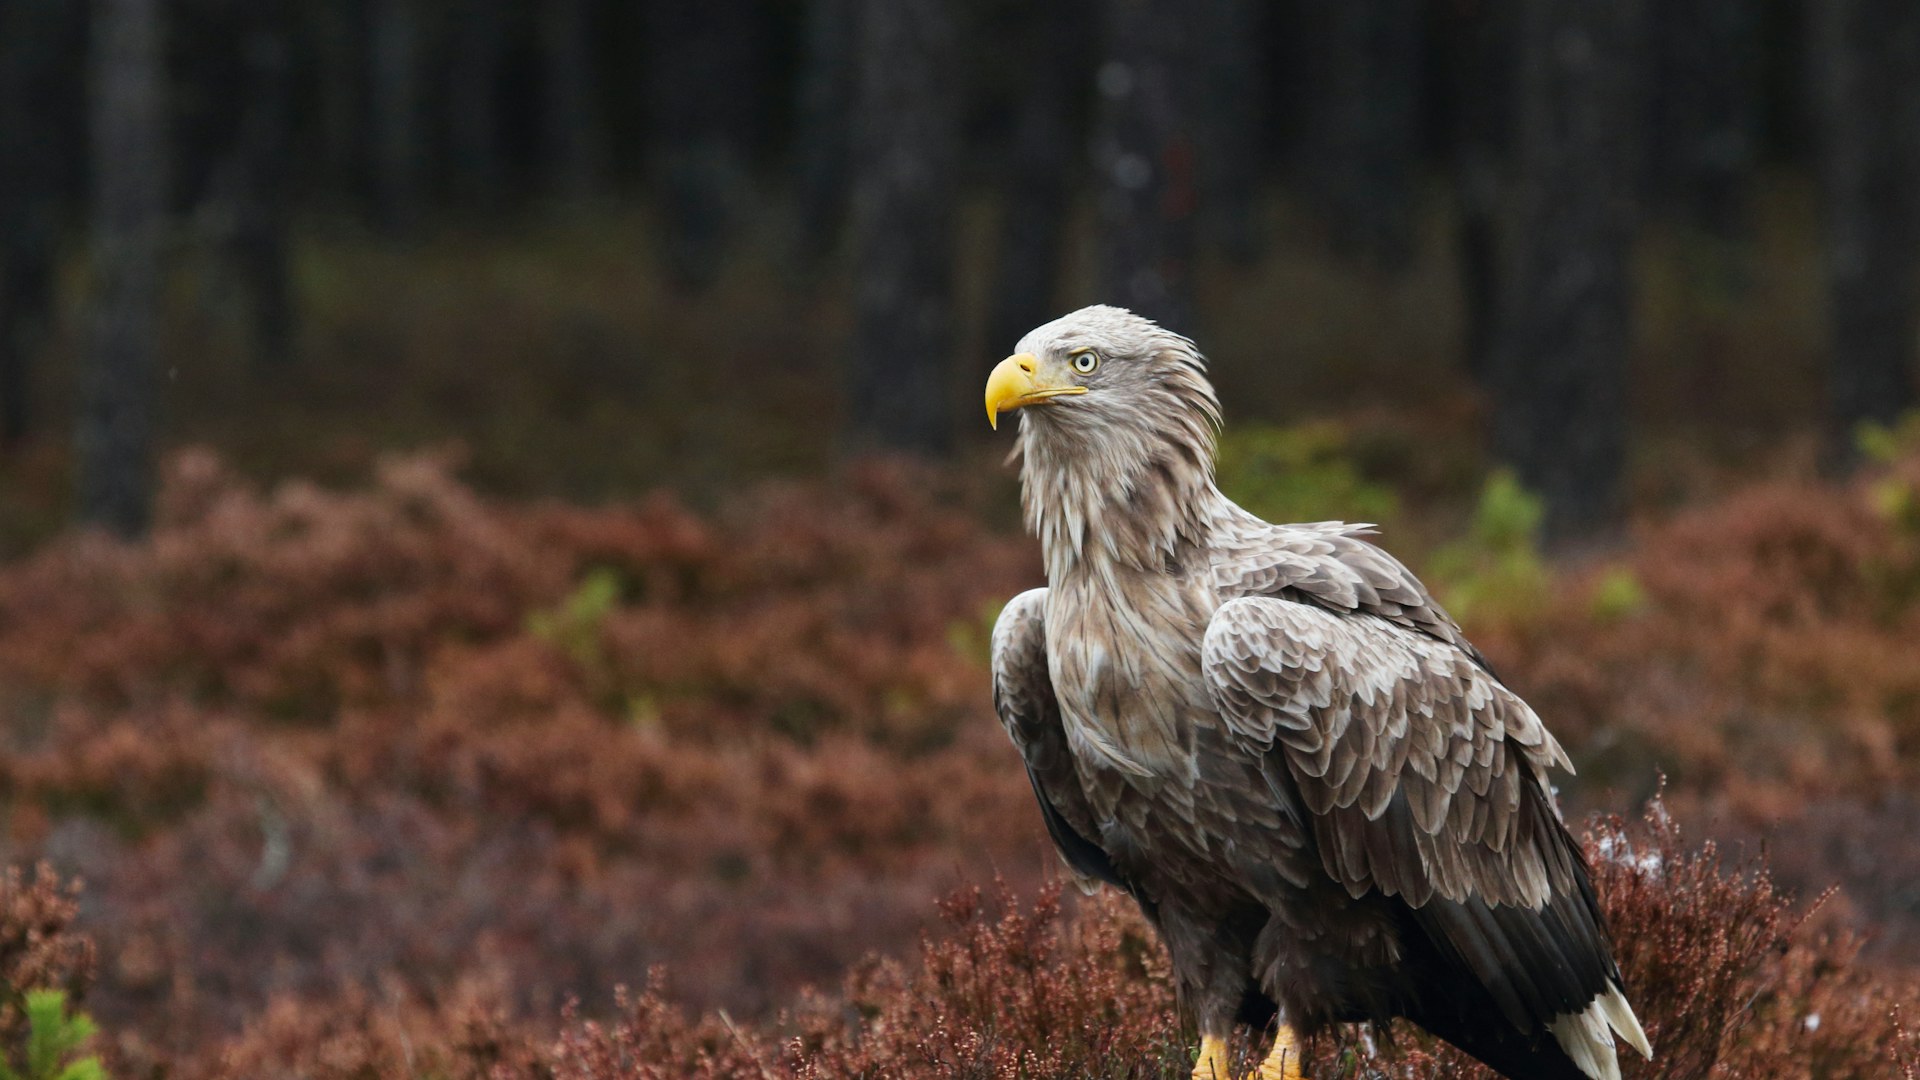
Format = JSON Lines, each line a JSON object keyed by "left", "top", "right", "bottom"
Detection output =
{"left": 1007, "top": 305, "right": 1225, "bottom": 579}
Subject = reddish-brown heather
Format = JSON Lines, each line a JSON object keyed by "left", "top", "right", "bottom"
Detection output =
{"left": 138, "top": 811, "right": 1913, "bottom": 1079}
{"left": 0, "top": 448, "right": 1913, "bottom": 1075}
{"left": 1474, "top": 448, "right": 1920, "bottom": 814}
{"left": 0, "top": 863, "right": 96, "bottom": 1045}
{"left": 0, "top": 450, "right": 1047, "bottom": 1056}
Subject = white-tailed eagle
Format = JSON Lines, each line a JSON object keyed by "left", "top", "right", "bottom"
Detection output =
{"left": 984, "top": 306, "right": 1651, "bottom": 1080}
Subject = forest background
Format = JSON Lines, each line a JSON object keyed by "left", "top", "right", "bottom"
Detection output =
{"left": 0, "top": 0, "right": 1918, "bottom": 1076}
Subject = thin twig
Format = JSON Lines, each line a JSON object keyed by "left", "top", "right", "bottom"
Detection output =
{"left": 717, "top": 1007, "right": 780, "bottom": 1080}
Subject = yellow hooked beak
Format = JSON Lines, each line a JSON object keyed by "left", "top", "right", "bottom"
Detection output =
{"left": 984, "top": 353, "right": 1087, "bottom": 430}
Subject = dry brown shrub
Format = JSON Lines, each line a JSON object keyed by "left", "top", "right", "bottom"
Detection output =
{"left": 522, "top": 885, "right": 1187, "bottom": 1080}
{"left": 1472, "top": 447, "right": 1920, "bottom": 814}
{"left": 0, "top": 451, "right": 1047, "bottom": 1055}
{"left": 157, "top": 977, "right": 546, "bottom": 1080}
{"left": 782, "top": 885, "right": 1186, "bottom": 1079}
{"left": 0, "top": 862, "right": 95, "bottom": 1045}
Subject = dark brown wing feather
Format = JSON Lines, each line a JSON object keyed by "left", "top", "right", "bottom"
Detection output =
{"left": 1201, "top": 595, "right": 1625, "bottom": 1037}
{"left": 990, "top": 588, "right": 1124, "bottom": 890}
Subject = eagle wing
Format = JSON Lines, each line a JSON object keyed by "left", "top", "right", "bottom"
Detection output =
{"left": 1201, "top": 594, "right": 1650, "bottom": 1060}
{"left": 990, "top": 588, "right": 1124, "bottom": 891}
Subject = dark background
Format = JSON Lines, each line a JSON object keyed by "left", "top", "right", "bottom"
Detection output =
{"left": 1, "top": 0, "right": 1919, "bottom": 1075}
{"left": 2, "top": 0, "right": 1914, "bottom": 544}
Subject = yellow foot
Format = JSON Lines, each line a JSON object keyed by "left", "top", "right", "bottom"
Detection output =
{"left": 1191, "top": 1034, "right": 1234, "bottom": 1080}
{"left": 1252, "top": 1024, "right": 1305, "bottom": 1080}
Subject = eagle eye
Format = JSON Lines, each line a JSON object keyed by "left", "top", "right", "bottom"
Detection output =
{"left": 1071, "top": 350, "right": 1100, "bottom": 375}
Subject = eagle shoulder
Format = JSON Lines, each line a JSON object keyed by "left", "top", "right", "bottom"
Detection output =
{"left": 1211, "top": 519, "right": 1486, "bottom": 666}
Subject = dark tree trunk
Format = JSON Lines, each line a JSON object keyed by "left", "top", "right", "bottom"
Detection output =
{"left": 81, "top": 0, "right": 166, "bottom": 537}
{"left": 646, "top": 0, "right": 762, "bottom": 290}
{"left": 367, "top": 0, "right": 422, "bottom": 235}
{"left": 1195, "top": 0, "right": 1267, "bottom": 266}
{"left": 845, "top": 0, "right": 960, "bottom": 457}
{"left": 1817, "top": 0, "right": 1920, "bottom": 466}
{"left": 0, "top": 225, "right": 47, "bottom": 446}
{"left": 447, "top": 0, "right": 510, "bottom": 205}
{"left": 1491, "top": 0, "right": 1642, "bottom": 542}
{"left": 1648, "top": 0, "right": 1762, "bottom": 239}
{"left": 0, "top": 0, "right": 76, "bottom": 447}
{"left": 231, "top": 0, "right": 296, "bottom": 373}
{"left": 309, "top": 0, "right": 364, "bottom": 199}
{"left": 791, "top": 0, "right": 856, "bottom": 269}
{"left": 1300, "top": 0, "right": 1426, "bottom": 272}
{"left": 1438, "top": 0, "right": 1517, "bottom": 382}
{"left": 986, "top": 0, "right": 1088, "bottom": 352}
{"left": 542, "top": 0, "right": 606, "bottom": 201}
{"left": 1092, "top": 0, "right": 1199, "bottom": 332}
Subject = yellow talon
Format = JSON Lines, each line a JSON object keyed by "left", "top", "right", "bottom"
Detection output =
{"left": 1191, "top": 1034, "right": 1234, "bottom": 1080}
{"left": 1253, "top": 1024, "right": 1305, "bottom": 1080}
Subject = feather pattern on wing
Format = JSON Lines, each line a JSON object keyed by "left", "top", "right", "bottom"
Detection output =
{"left": 1202, "top": 594, "right": 1574, "bottom": 908}
{"left": 1201, "top": 593, "right": 1628, "bottom": 1040}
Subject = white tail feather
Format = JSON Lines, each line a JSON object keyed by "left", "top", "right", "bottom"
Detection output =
{"left": 1550, "top": 985, "right": 1653, "bottom": 1080}
{"left": 1598, "top": 985, "right": 1653, "bottom": 1059}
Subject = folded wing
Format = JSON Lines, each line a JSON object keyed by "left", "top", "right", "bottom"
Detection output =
{"left": 991, "top": 588, "right": 1125, "bottom": 891}
{"left": 1201, "top": 596, "right": 1650, "bottom": 1071}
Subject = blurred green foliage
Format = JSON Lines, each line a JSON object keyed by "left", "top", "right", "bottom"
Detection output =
{"left": 1588, "top": 567, "right": 1649, "bottom": 623}
{"left": 0, "top": 991, "right": 106, "bottom": 1080}
{"left": 1426, "top": 470, "right": 1551, "bottom": 628}
{"left": 1854, "top": 412, "right": 1920, "bottom": 466}
{"left": 1859, "top": 413, "right": 1920, "bottom": 534}
{"left": 947, "top": 600, "right": 1004, "bottom": 669}
{"left": 527, "top": 566, "right": 624, "bottom": 669}
{"left": 1215, "top": 422, "right": 1400, "bottom": 528}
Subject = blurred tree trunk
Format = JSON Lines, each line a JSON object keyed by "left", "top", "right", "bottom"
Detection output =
{"left": 542, "top": 0, "right": 606, "bottom": 201}
{"left": 448, "top": 0, "right": 510, "bottom": 206}
{"left": 1195, "top": 0, "right": 1266, "bottom": 266}
{"left": 310, "top": 0, "right": 364, "bottom": 200}
{"left": 646, "top": 0, "right": 761, "bottom": 290}
{"left": 1648, "top": 0, "right": 1761, "bottom": 240}
{"left": 367, "top": 0, "right": 422, "bottom": 235}
{"left": 230, "top": 0, "right": 296, "bottom": 373}
{"left": 1300, "top": 0, "right": 1425, "bottom": 271}
{"left": 1438, "top": 0, "right": 1516, "bottom": 381}
{"left": 791, "top": 0, "right": 856, "bottom": 269}
{"left": 0, "top": 0, "right": 74, "bottom": 447}
{"left": 81, "top": 0, "right": 166, "bottom": 537}
{"left": 1491, "top": 0, "right": 1642, "bottom": 542}
{"left": 1817, "top": 0, "right": 1920, "bottom": 466}
{"left": 986, "top": 0, "right": 1087, "bottom": 352}
{"left": 1092, "top": 0, "right": 1198, "bottom": 332}
{"left": 845, "top": 0, "right": 960, "bottom": 456}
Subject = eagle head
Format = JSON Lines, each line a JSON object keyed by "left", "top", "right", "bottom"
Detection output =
{"left": 985, "top": 305, "right": 1219, "bottom": 446}
{"left": 985, "top": 305, "right": 1223, "bottom": 572}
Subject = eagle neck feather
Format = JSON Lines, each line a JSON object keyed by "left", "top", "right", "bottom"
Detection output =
{"left": 1019, "top": 417, "right": 1227, "bottom": 781}
{"left": 1018, "top": 419, "right": 1223, "bottom": 583}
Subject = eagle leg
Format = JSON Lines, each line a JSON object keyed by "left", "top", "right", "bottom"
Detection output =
{"left": 1191, "top": 1034, "right": 1234, "bottom": 1080}
{"left": 1251, "top": 1025, "right": 1305, "bottom": 1080}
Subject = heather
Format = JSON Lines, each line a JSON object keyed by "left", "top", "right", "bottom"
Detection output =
{"left": 0, "top": 448, "right": 1916, "bottom": 1076}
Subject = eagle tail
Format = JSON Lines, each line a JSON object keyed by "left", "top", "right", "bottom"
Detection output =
{"left": 1549, "top": 985, "right": 1652, "bottom": 1080}
{"left": 1402, "top": 972, "right": 1648, "bottom": 1080}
